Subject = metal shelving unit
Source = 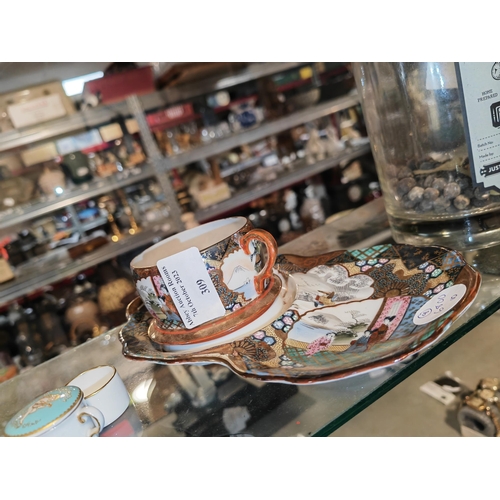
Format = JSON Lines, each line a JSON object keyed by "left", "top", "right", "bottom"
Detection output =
{"left": 0, "top": 164, "right": 156, "bottom": 231}
{"left": 196, "top": 142, "right": 372, "bottom": 222}
{"left": 0, "top": 222, "right": 175, "bottom": 305}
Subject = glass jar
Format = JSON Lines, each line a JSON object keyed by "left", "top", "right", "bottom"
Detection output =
{"left": 353, "top": 62, "right": 500, "bottom": 251}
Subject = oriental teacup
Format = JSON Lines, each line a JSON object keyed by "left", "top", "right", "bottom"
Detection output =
{"left": 130, "top": 216, "right": 279, "bottom": 340}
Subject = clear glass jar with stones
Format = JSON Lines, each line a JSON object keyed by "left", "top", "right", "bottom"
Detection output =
{"left": 353, "top": 62, "right": 500, "bottom": 251}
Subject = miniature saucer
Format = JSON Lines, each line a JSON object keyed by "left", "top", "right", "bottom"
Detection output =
{"left": 147, "top": 274, "right": 284, "bottom": 346}
{"left": 119, "top": 244, "right": 481, "bottom": 385}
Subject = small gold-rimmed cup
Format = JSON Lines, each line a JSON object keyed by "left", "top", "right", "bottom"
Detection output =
{"left": 4, "top": 386, "right": 104, "bottom": 437}
{"left": 130, "top": 216, "right": 278, "bottom": 336}
{"left": 67, "top": 365, "right": 130, "bottom": 427}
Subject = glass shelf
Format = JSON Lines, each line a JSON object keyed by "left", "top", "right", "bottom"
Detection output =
{"left": 1, "top": 197, "right": 498, "bottom": 437}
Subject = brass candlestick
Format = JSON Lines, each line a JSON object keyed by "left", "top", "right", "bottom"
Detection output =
{"left": 98, "top": 195, "right": 122, "bottom": 242}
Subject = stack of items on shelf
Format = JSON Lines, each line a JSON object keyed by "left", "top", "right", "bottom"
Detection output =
{"left": 0, "top": 177, "right": 171, "bottom": 286}
{"left": 0, "top": 123, "right": 148, "bottom": 213}
{"left": 164, "top": 105, "right": 371, "bottom": 213}
{"left": 225, "top": 152, "right": 380, "bottom": 246}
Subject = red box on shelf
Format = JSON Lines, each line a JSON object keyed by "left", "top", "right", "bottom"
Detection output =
{"left": 83, "top": 66, "right": 156, "bottom": 105}
{"left": 146, "top": 103, "right": 197, "bottom": 132}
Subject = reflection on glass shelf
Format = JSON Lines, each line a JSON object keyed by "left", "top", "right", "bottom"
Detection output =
{"left": 0, "top": 220, "right": 174, "bottom": 305}
{"left": 0, "top": 164, "right": 155, "bottom": 231}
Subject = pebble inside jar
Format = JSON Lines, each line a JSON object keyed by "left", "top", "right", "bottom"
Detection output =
{"left": 353, "top": 62, "right": 500, "bottom": 251}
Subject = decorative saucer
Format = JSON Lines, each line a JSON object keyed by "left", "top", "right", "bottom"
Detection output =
{"left": 147, "top": 274, "right": 283, "bottom": 345}
{"left": 119, "top": 244, "right": 481, "bottom": 385}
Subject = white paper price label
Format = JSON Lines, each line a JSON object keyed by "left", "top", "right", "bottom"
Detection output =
{"left": 456, "top": 62, "right": 500, "bottom": 192}
{"left": 413, "top": 284, "right": 467, "bottom": 325}
{"left": 157, "top": 247, "right": 226, "bottom": 329}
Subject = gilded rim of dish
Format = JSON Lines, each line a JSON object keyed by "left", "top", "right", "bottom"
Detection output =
{"left": 5, "top": 386, "right": 83, "bottom": 437}
{"left": 66, "top": 365, "right": 116, "bottom": 399}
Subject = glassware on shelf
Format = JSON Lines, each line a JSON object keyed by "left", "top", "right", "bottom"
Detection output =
{"left": 353, "top": 62, "right": 500, "bottom": 251}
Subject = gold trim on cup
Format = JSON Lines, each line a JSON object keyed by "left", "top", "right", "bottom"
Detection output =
{"left": 130, "top": 217, "right": 250, "bottom": 270}
{"left": 66, "top": 365, "right": 117, "bottom": 399}
{"left": 78, "top": 412, "right": 102, "bottom": 437}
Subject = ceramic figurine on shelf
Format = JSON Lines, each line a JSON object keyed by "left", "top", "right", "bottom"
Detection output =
{"left": 117, "top": 189, "right": 140, "bottom": 235}
{"left": 9, "top": 303, "right": 44, "bottom": 368}
{"left": 305, "top": 127, "right": 326, "bottom": 165}
{"left": 93, "top": 151, "right": 119, "bottom": 178}
{"left": 64, "top": 278, "right": 102, "bottom": 346}
{"left": 96, "top": 262, "right": 136, "bottom": 328}
{"left": 35, "top": 293, "right": 70, "bottom": 358}
{"left": 299, "top": 184, "right": 326, "bottom": 232}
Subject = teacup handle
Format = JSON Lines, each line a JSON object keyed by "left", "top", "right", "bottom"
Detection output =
{"left": 239, "top": 228, "right": 278, "bottom": 295}
{"left": 77, "top": 406, "right": 105, "bottom": 437}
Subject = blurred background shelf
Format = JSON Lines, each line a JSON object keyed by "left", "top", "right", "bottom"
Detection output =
{"left": 196, "top": 142, "right": 371, "bottom": 222}
{"left": 0, "top": 63, "right": 309, "bottom": 154}
{"left": 141, "top": 62, "right": 308, "bottom": 108}
{"left": 0, "top": 222, "right": 174, "bottom": 305}
{"left": 0, "top": 164, "right": 155, "bottom": 231}
{"left": 160, "top": 93, "right": 360, "bottom": 170}
{"left": 0, "top": 61, "right": 373, "bottom": 372}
